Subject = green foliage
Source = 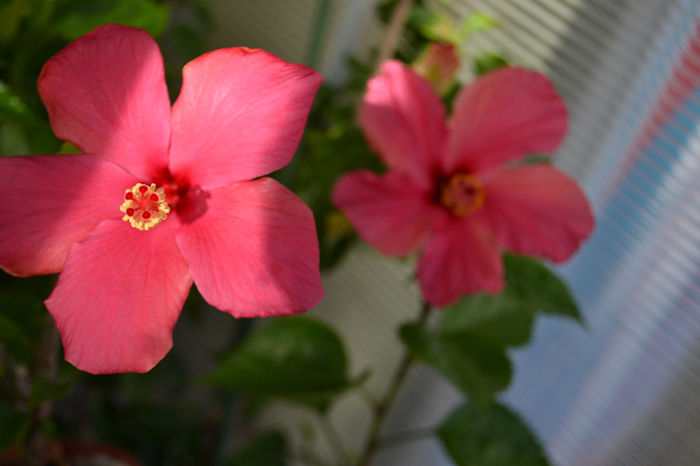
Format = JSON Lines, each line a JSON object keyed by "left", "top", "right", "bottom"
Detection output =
{"left": 203, "top": 318, "right": 364, "bottom": 412}
{"left": 0, "top": 399, "right": 29, "bottom": 452}
{"left": 501, "top": 254, "right": 582, "bottom": 321}
{"left": 0, "top": 274, "right": 51, "bottom": 366}
{"left": 440, "top": 293, "right": 535, "bottom": 347}
{"left": 53, "top": 0, "right": 171, "bottom": 41}
{"left": 292, "top": 58, "right": 383, "bottom": 269}
{"left": 473, "top": 52, "right": 509, "bottom": 75}
{"left": 0, "top": 80, "right": 42, "bottom": 127}
{"left": 230, "top": 431, "right": 287, "bottom": 466}
{"left": 401, "top": 254, "right": 581, "bottom": 403}
{"left": 439, "top": 402, "right": 550, "bottom": 466}
{"left": 400, "top": 323, "right": 511, "bottom": 405}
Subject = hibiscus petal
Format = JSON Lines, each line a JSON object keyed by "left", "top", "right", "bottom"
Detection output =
{"left": 38, "top": 24, "right": 171, "bottom": 180}
{"left": 45, "top": 219, "right": 191, "bottom": 374}
{"left": 446, "top": 67, "right": 568, "bottom": 173}
{"left": 417, "top": 220, "right": 503, "bottom": 307}
{"left": 479, "top": 165, "right": 594, "bottom": 262}
{"left": 0, "top": 155, "right": 137, "bottom": 277}
{"left": 359, "top": 60, "right": 448, "bottom": 187}
{"left": 176, "top": 178, "right": 324, "bottom": 317}
{"left": 332, "top": 170, "right": 436, "bottom": 256}
{"left": 169, "top": 48, "right": 322, "bottom": 188}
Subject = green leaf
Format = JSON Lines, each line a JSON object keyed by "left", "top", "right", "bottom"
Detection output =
{"left": 57, "top": 142, "right": 81, "bottom": 154}
{"left": 400, "top": 324, "right": 511, "bottom": 405}
{"left": 473, "top": 53, "right": 509, "bottom": 75}
{"left": 203, "top": 317, "right": 361, "bottom": 411}
{"left": 230, "top": 431, "right": 287, "bottom": 466}
{"left": 439, "top": 402, "right": 550, "bottom": 466}
{"left": 503, "top": 254, "right": 581, "bottom": 322}
{"left": 53, "top": 0, "right": 170, "bottom": 40}
{"left": 439, "top": 254, "right": 581, "bottom": 356}
{"left": 440, "top": 293, "right": 534, "bottom": 347}
{"left": 0, "top": 400, "right": 29, "bottom": 452}
{"left": 0, "top": 81, "right": 42, "bottom": 126}
{"left": 408, "top": 5, "right": 459, "bottom": 43}
{"left": 460, "top": 12, "right": 498, "bottom": 38}
{"left": 29, "top": 377, "right": 73, "bottom": 409}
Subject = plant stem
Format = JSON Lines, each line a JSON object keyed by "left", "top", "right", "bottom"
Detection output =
{"left": 355, "top": 301, "right": 431, "bottom": 466}
{"left": 375, "top": 0, "right": 415, "bottom": 72}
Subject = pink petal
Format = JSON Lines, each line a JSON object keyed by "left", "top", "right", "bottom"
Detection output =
{"left": 175, "top": 178, "right": 324, "bottom": 317}
{"left": 332, "top": 170, "right": 436, "bottom": 257}
{"left": 46, "top": 219, "right": 192, "bottom": 374}
{"left": 417, "top": 219, "right": 503, "bottom": 307}
{"left": 169, "top": 48, "right": 322, "bottom": 189}
{"left": 0, "top": 155, "right": 137, "bottom": 277}
{"left": 359, "top": 60, "right": 448, "bottom": 187}
{"left": 38, "top": 24, "right": 171, "bottom": 180}
{"left": 446, "top": 67, "right": 568, "bottom": 173}
{"left": 479, "top": 165, "right": 594, "bottom": 262}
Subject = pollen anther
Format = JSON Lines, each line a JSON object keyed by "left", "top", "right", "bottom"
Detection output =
{"left": 440, "top": 173, "right": 486, "bottom": 217}
{"left": 120, "top": 183, "right": 170, "bottom": 231}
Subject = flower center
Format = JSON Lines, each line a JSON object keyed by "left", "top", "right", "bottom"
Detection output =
{"left": 439, "top": 173, "right": 485, "bottom": 217}
{"left": 120, "top": 183, "right": 171, "bottom": 231}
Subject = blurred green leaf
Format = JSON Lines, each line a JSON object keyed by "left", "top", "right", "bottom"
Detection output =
{"left": 29, "top": 377, "right": 73, "bottom": 409}
{"left": 0, "top": 400, "right": 29, "bottom": 452}
{"left": 440, "top": 294, "right": 534, "bottom": 347}
{"left": 502, "top": 254, "right": 581, "bottom": 322}
{"left": 53, "top": 0, "right": 171, "bottom": 40}
{"left": 400, "top": 323, "right": 511, "bottom": 405}
{"left": 57, "top": 142, "right": 80, "bottom": 154}
{"left": 0, "top": 314, "right": 31, "bottom": 349}
{"left": 230, "top": 431, "right": 287, "bottom": 466}
{"left": 0, "top": 275, "right": 50, "bottom": 365}
{"left": 460, "top": 11, "right": 498, "bottom": 38}
{"left": 0, "top": 80, "right": 41, "bottom": 126}
{"left": 473, "top": 52, "right": 509, "bottom": 75}
{"left": 408, "top": 5, "right": 459, "bottom": 43}
{"left": 439, "top": 402, "right": 550, "bottom": 466}
{"left": 439, "top": 254, "right": 581, "bottom": 356}
{"left": 0, "top": 0, "right": 33, "bottom": 41}
{"left": 203, "top": 317, "right": 362, "bottom": 412}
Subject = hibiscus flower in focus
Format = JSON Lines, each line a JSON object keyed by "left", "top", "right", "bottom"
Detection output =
{"left": 333, "top": 60, "right": 594, "bottom": 307}
{"left": 0, "top": 24, "right": 324, "bottom": 373}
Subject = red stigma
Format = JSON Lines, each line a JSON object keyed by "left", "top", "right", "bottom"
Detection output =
{"left": 149, "top": 193, "right": 158, "bottom": 201}
{"left": 125, "top": 192, "right": 133, "bottom": 200}
{"left": 142, "top": 211, "right": 151, "bottom": 219}
{"left": 126, "top": 208, "right": 134, "bottom": 216}
{"left": 139, "top": 185, "right": 148, "bottom": 193}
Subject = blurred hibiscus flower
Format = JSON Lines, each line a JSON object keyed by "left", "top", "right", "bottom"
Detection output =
{"left": 0, "top": 24, "right": 324, "bottom": 374}
{"left": 333, "top": 60, "right": 594, "bottom": 306}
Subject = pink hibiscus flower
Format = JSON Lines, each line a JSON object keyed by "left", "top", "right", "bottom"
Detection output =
{"left": 0, "top": 24, "right": 325, "bottom": 374}
{"left": 333, "top": 61, "right": 594, "bottom": 307}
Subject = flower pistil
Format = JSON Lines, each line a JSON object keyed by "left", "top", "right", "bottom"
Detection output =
{"left": 120, "top": 183, "right": 170, "bottom": 231}
{"left": 439, "top": 173, "right": 485, "bottom": 217}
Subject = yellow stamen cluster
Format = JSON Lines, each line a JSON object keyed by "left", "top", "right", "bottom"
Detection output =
{"left": 440, "top": 173, "right": 486, "bottom": 217}
{"left": 120, "top": 183, "right": 170, "bottom": 231}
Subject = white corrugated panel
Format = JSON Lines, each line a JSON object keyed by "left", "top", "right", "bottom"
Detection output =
{"left": 205, "top": 1, "right": 700, "bottom": 465}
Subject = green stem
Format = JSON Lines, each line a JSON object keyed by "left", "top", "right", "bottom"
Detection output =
{"left": 355, "top": 301, "right": 431, "bottom": 466}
